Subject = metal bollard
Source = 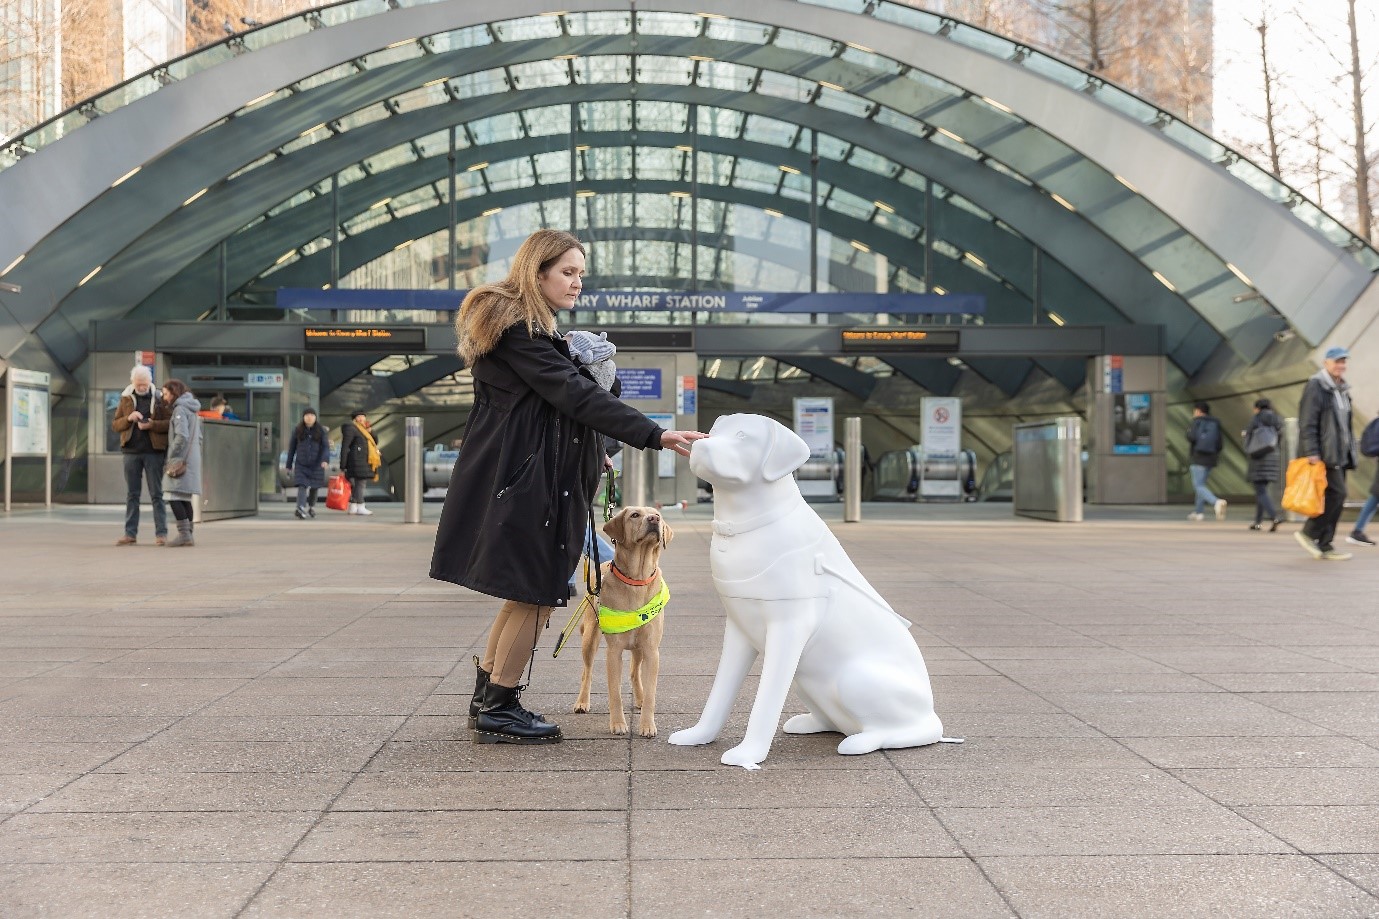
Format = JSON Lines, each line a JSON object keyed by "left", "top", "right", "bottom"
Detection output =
{"left": 844, "top": 417, "right": 862, "bottom": 522}
{"left": 622, "top": 447, "right": 652, "bottom": 508}
{"left": 404, "top": 416, "right": 423, "bottom": 524}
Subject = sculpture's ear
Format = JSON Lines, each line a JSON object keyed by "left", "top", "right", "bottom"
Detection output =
{"left": 660, "top": 520, "right": 674, "bottom": 548}
{"left": 761, "top": 419, "right": 810, "bottom": 482}
{"left": 603, "top": 509, "right": 628, "bottom": 543}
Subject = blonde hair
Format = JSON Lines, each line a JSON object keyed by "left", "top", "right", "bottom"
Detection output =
{"left": 455, "top": 229, "right": 586, "bottom": 364}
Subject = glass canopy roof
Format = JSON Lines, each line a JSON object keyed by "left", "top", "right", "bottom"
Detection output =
{"left": 4, "top": 0, "right": 1375, "bottom": 394}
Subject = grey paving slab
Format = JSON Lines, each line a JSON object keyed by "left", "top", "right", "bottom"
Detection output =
{"left": 0, "top": 863, "right": 276, "bottom": 919}
{"left": 1172, "top": 767, "right": 1379, "bottom": 805}
{"left": 937, "top": 803, "right": 1292, "bottom": 856}
{"left": 0, "top": 812, "right": 318, "bottom": 862}
{"left": 979, "top": 855, "right": 1379, "bottom": 919}
{"left": 291, "top": 810, "right": 626, "bottom": 862}
{"left": 631, "top": 858, "right": 1015, "bottom": 918}
{"left": 2, "top": 502, "right": 1379, "bottom": 916}
{"left": 333, "top": 769, "right": 628, "bottom": 811}
{"left": 29, "top": 771, "right": 354, "bottom": 812}
{"left": 241, "top": 862, "right": 628, "bottom": 919}
{"left": 1117, "top": 735, "right": 1379, "bottom": 769}
{"left": 1236, "top": 805, "right": 1379, "bottom": 853}
{"left": 634, "top": 805, "right": 964, "bottom": 859}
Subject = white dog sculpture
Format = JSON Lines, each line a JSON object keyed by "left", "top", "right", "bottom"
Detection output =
{"left": 669, "top": 413, "right": 949, "bottom": 769}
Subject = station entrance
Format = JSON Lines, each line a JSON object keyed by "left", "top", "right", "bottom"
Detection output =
{"left": 87, "top": 316, "right": 1167, "bottom": 509}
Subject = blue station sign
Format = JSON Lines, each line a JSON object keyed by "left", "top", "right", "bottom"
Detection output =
{"left": 277, "top": 288, "right": 984, "bottom": 316}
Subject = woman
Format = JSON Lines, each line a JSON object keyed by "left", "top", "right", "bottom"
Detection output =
{"left": 160, "top": 379, "right": 203, "bottom": 548}
{"left": 430, "top": 229, "right": 705, "bottom": 745}
{"left": 1243, "top": 397, "right": 1284, "bottom": 531}
{"left": 285, "top": 408, "right": 330, "bottom": 519}
{"left": 338, "top": 409, "right": 380, "bottom": 516}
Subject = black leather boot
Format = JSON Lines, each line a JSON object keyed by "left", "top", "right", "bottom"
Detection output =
{"left": 467, "top": 656, "right": 490, "bottom": 730}
{"left": 474, "top": 683, "right": 562, "bottom": 744}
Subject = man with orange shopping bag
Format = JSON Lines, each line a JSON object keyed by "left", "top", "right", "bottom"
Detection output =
{"left": 1294, "top": 347, "right": 1356, "bottom": 560}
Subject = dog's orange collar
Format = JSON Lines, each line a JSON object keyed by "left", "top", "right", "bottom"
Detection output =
{"left": 611, "top": 564, "right": 659, "bottom": 587}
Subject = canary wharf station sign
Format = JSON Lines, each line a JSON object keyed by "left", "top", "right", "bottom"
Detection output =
{"left": 278, "top": 288, "right": 984, "bottom": 316}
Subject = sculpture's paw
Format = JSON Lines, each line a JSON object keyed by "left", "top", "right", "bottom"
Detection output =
{"left": 668, "top": 725, "right": 718, "bottom": 746}
{"left": 721, "top": 744, "right": 766, "bottom": 770}
{"left": 610, "top": 719, "right": 629, "bottom": 736}
{"left": 837, "top": 732, "right": 884, "bottom": 756}
{"left": 783, "top": 713, "right": 834, "bottom": 735}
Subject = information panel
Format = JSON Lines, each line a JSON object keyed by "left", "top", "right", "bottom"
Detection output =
{"left": 841, "top": 329, "right": 961, "bottom": 352}
{"left": 7, "top": 368, "right": 50, "bottom": 457}
{"left": 794, "top": 397, "right": 835, "bottom": 457}
{"left": 303, "top": 327, "right": 427, "bottom": 351}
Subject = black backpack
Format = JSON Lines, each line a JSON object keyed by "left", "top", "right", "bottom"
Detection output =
{"left": 1194, "top": 417, "right": 1222, "bottom": 455}
{"left": 1361, "top": 417, "right": 1379, "bottom": 458}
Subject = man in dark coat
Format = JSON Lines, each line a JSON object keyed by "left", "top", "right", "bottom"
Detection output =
{"left": 110, "top": 365, "right": 171, "bottom": 546}
{"left": 1295, "top": 347, "right": 1356, "bottom": 560}
{"left": 1185, "top": 402, "right": 1226, "bottom": 521}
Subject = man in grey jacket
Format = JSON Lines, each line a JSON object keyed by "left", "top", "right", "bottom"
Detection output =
{"left": 1295, "top": 346, "right": 1356, "bottom": 560}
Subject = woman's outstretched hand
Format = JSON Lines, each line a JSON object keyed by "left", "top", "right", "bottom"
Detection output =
{"left": 661, "top": 430, "right": 709, "bottom": 458}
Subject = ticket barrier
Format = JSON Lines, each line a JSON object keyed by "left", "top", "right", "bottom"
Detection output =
{"left": 873, "top": 447, "right": 978, "bottom": 502}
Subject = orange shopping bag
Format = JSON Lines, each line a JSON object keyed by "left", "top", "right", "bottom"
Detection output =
{"left": 325, "top": 474, "right": 352, "bottom": 511}
{"left": 1281, "top": 457, "right": 1326, "bottom": 518}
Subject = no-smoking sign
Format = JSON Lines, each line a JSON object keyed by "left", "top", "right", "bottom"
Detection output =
{"left": 934, "top": 407, "right": 950, "bottom": 423}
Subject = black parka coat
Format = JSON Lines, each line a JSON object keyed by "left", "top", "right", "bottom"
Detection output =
{"left": 338, "top": 421, "right": 375, "bottom": 480}
{"left": 429, "top": 324, "right": 663, "bottom": 607}
{"left": 1243, "top": 409, "right": 1283, "bottom": 484}
{"left": 287, "top": 424, "right": 330, "bottom": 488}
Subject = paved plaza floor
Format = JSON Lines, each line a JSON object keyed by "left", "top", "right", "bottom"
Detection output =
{"left": 1, "top": 499, "right": 1377, "bottom": 918}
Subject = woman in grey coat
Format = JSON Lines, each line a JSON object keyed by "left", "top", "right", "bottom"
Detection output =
{"left": 1243, "top": 398, "right": 1284, "bottom": 531}
{"left": 159, "top": 379, "right": 203, "bottom": 547}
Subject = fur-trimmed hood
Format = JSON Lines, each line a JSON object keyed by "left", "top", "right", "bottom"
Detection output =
{"left": 456, "top": 289, "right": 556, "bottom": 365}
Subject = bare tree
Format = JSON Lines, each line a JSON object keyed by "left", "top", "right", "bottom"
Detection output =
{"left": 1343, "top": 0, "right": 1372, "bottom": 240}
{"left": 0, "top": 0, "right": 63, "bottom": 138}
{"left": 1294, "top": 0, "right": 1376, "bottom": 243}
{"left": 60, "top": 0, "right": 121, "bottom": 110}
{"left": 1254, "top": 12, "right": 1284, "bottom": 176}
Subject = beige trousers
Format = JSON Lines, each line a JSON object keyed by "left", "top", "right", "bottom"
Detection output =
{"left": 482, "top": 600, "right": 553, "bottom": 688}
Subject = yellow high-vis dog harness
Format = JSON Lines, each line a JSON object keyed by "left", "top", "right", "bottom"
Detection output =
{"left": 598, "top": 579, "right": 670, "bottom": 634}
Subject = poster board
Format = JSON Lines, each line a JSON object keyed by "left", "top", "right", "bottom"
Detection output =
{"left": 7, "top": 368, "right": 50, "bottom": 457}
{"left": 1112, "top": 393, "right": 1153, "bottom": 455}
{"left": 793, "top": 397, "right": 835, "bottom": 457}
{"left": 4, "top": 367, "right": 52, "bottom": 510}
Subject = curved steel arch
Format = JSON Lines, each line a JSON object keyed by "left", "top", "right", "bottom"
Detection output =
{"left": 39, "top": 83, "right": 1205, "bottom": 373}
{"left": 133, "top": 130, "right": 1113, "bottom": 321}
{"left": 28, "top": 41, "right": 1175, "bottom": 336}
{"left": 0, "top": 0, "right": 1369, "bottom": 344}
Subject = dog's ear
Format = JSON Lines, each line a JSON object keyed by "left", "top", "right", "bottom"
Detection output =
{"left": 760, "top": 419, "right": 811, "bottom": 482}
{"left": 602, "top": 509, "right": 628, "bottom": 543}
{"left": 660, "top": 520, "right": 674, "bottom": 548}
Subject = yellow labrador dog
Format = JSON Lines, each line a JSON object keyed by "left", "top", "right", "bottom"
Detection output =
{"left": 670, "top": 413, "right": 947, "bottom": 769}
{"left": 573, "top": 506, "right": 673, "bottom": 737}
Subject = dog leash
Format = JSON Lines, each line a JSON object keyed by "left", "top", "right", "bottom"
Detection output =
{"left": 553, "top": 469, "right": 616, "bottom": 658}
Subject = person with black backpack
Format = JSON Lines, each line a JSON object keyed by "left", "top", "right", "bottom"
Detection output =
{"left": 1345, "top": 410, "right": 1379, "bottom": 547}
{"left": 1242, "top": 398, "right": 1284, "bottom": 531}
{"left": 1186, "top": 401, "right": 1227, "bottom": 521}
